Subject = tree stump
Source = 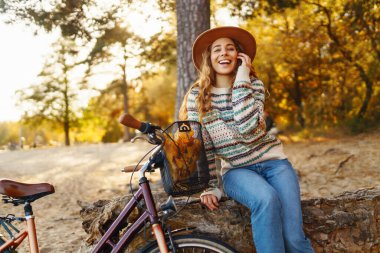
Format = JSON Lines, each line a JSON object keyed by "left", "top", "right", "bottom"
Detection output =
{"left": 78, "top": 187, "right": 380, "bottom": 252}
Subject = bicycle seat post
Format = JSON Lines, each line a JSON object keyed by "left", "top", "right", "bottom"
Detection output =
{"left": 24, "top": 201, "right": 39, "bottom": 253}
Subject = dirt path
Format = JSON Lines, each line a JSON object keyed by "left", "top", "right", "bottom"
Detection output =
{"left": 283, "top": 132, "right": 380, "bottom": 199}
{"left": 1, "top": 132, "right": 379, "bottom": 252}
{"left": 0, "top": 142, "right": 155, "bottom": 252}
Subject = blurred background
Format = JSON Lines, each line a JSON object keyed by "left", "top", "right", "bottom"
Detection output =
{"left": 0, "top": 2, "right": 379, "bottom": 251}
{"left": 0, "top": 0, "right": 379, "bottom": 150}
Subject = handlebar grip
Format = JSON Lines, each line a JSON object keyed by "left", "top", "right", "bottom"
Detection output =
{"left": 118, "top": 113, "right": 142, "bottom": 130}
{"left": 122, "top": 165, "right": 143, "bottom": 173}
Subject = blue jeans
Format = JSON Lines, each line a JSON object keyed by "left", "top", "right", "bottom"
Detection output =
{"left": 222, "top": 159, "right": 314, "bottom": 253}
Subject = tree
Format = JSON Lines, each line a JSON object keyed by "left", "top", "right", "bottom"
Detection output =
{"left": 0, "top": 122, "right": 19, "bottom": 147}
{"left": 220, "top": 0, "right": 379, "bottom": 131}
{"left": 86, "top": 23, "right": 139, "bottom": 141}
{"left": 307, "top": 0, "right": 379, "bottom": 121}
{"left": 3, "top": 0, "right": 178, "bottom": 140}
{"left": 80, "top": 66, "right": 177, "bottom": 142}
{"left": 17, "top": 39, "right": 81, "bottom": 146}
{"left": 175, "top": 0, "right": 210, "bottom": 119}
{"left": 86, "top": 19, "right": 176, "bottom": 140}
{"left": 0, "top": 0, "right": 94, "bottom": 39}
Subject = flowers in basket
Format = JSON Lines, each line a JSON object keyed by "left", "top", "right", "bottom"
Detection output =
{"left": 163, "top": 129, "right": 202, "bottom": 183}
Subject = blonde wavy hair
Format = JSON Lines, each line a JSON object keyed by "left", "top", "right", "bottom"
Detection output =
{"left": 179, "top": 39, "right": 257, "bottom": 121}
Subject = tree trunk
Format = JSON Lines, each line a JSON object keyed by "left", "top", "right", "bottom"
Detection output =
{"left": 293, "top": 69, "right": 305, "bottom": 128}
{"left": 175, "top": 0, "right": 210, "bottom": 119}
{"left": 338, "top": 64, "right": 348, "bottom": 119}
{"left": 78, "top": 187, "right": 380, "bottom": 252}
{"left": 63, "top": 74, "right": 70, "bottom": 146}
{"left": 354, "top": 63, "right": 373, "bottom": 120}
{"left": 64, "top": 120, "right": 70, "bottom": 146}
{"left": 121, "top": 55, "right": 130, "bottom": 142}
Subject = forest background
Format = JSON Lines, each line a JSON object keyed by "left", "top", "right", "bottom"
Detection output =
{"left": 0, "top": 0, "right": 379, "bottom": 149}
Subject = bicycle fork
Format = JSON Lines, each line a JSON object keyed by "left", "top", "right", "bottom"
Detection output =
{"left": 151, "top": 224, "right": 169, "bottom": 253}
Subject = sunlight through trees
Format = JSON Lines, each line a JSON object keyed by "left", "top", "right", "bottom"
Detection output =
{"left": 0, "top": 0, "right": 378, "bottom": 147}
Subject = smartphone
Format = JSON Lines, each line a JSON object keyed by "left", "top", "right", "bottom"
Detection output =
{"left": 237, "top": 58, "right": 242, "bottom": 66}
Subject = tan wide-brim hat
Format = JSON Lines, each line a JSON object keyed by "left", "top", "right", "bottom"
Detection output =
{"left": 192, "top": 26, "right": 256, "bottom": 71}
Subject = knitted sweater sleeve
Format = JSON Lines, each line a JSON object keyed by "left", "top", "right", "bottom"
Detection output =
{"left": 232, "top": 66, "right": 265, "bottom": 134}
{"left": 186, "top": 89, "right": 222, "bottom": 200}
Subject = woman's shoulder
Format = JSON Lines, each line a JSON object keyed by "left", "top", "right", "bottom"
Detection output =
{"left": 188, "top": 87, "right": 200, "bottom": 97}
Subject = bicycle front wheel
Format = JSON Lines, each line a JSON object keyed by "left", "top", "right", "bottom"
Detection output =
{"left": 139, "top": 234, "right": 238, "bottom": 253}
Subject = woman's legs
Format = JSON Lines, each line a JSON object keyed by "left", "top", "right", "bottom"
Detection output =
{"left": 223, "top": 167, "right": 285, "bottom": 253}
{"left": 260, "top": 159, "right": 314, "bottom": 253}
{"left": 223, "top": 159, "right": 314, "bottom": 253}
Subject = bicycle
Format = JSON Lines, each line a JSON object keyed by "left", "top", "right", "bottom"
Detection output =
{"left": 0, "top": 180, "right": 55, "bottom": 253}
{"left": 0, "top": 113, "right": 238, "bottom": 253}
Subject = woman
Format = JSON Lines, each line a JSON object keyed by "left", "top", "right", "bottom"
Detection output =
{"left": 179, "top": 26, "right": 314, "bottom": 253}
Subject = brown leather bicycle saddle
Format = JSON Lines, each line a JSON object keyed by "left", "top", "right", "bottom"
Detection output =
{"left": 0, "top": 179, "right": 55, "bottom": 201}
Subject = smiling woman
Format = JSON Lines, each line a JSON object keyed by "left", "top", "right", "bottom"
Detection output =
{"left": 179, "top": 26, "right": 315, "bottom": 253}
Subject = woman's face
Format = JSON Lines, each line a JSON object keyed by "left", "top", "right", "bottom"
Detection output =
{"left": 210, "top": 37, "right": 239, "bottom": 76}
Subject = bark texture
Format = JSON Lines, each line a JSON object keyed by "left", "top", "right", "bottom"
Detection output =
{"left": 175, "top": 0, "right": 210, "bottom": 119}
{"left": 79, "top": 187, "right": 380, "bottom": 252}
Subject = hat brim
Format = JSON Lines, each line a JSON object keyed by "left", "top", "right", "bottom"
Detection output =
{"left": 192, "top": 26, "right": 256, "bottom": 71}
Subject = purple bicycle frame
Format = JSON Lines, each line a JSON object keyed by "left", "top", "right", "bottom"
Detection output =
{"left": 92, "top": 176, "right": 163, "bottom": 253}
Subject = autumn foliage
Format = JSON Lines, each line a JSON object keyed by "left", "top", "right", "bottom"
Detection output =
{"left": 0, "top": 0, "right": 378, "bottom": 147}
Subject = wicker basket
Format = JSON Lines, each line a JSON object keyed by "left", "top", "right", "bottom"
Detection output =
{"left": 160, "top": 121, "right": 210, "bottom": 196}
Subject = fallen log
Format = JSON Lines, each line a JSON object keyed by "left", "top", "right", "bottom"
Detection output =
{"left": 78, "top": 187, "right": 380, "bottom": 252}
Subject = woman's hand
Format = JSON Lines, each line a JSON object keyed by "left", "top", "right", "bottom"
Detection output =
{"left": 237, "top": 52, "right": 252, "bottom": 69}
{"left": 200, "top": 194, "right": 219, "bottom": 211}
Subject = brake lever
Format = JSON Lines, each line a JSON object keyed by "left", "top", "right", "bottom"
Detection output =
{"left": 131, "top": 129, "right": 164, "bottom": 145}
{"left": 131, "top": 135, "right": 150, "bottom": 143}
{"left": 147, "top": 133, "right": 164, "bottom": 145}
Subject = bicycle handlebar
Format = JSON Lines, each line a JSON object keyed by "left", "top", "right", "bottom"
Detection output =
{"left": 118, "top": 113, "right": 143, "bottom": 130}
{"left": 119, "top": 113, "right": 163, "bottom": 145}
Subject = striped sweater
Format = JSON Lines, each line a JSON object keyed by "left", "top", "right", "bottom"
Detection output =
{"left": 187, "top": 66, "right": 286, "bottom": 199}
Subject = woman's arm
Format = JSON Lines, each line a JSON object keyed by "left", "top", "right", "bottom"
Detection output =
{"left": 232, "top": 65, "right": 265, "bottom": 134}
{"left": 200, "top": 126, "right": 222, "bottom": 196}
{"left": 199, "top": 124, "right": 222, "bottom": 209}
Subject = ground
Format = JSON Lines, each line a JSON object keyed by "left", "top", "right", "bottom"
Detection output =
{"left": 0, "top": 131, "right": 379, "bottom": 252}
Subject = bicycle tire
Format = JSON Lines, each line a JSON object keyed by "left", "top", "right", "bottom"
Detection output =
{"left": 138, "top": 234, "right": 238, "bottom": 253}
